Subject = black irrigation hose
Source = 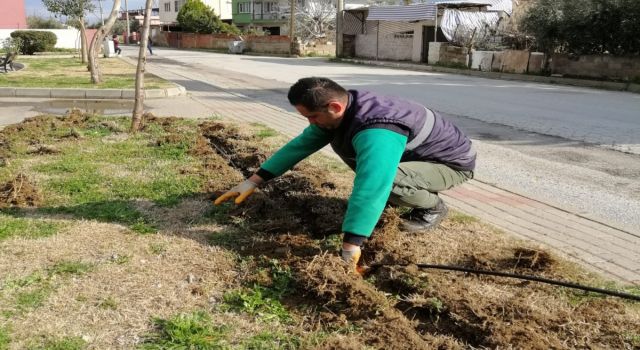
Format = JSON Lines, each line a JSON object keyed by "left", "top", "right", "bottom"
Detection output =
{"left": 371, "top": 263, "right": 640, "bottom": 302}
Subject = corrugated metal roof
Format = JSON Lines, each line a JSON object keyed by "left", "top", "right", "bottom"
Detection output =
{"left": 428, "top": 0, "right": 512, "bottom": 15}
{"left": 367, "top": 4, "right": 437, "bottom": 21}
{"left": 365, "top": 0, "right": 511, "bottom": 22}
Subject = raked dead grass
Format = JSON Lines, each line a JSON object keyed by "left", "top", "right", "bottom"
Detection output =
{"left": 0, "top": 113, "right": 638, "bottom": 349}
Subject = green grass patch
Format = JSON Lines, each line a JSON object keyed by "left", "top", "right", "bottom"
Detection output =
{"left": 148, "top": 242, "right": 167, "bottom": 255}
{"left": 250, "top": 123, "right": 279, "bottom": 139}
{"left": 47, "top": 261, "right": 93, "bottom": 276}
{"left": 264, "top": 259, "right": 295, "bottom": 299}
{"left": 42, "top": 201, "right": 157, "bottom": 234}
{"left": 27, "top": 336, "right": 86, "bottom": 350}
{"left": 0, "top": 326, "right": 10, "bottom": 350}
{"left": 141, "top": 311, "right": 229, "bottom": 349}
{"left": 624, "top": 332, "right": 640, "bottom": 348}
{"left": 2, "top": 272, "right": 45, "bottom": 290}
{"left": 222, "top": 286, "right": 292, "bottom": 323}
{"left": 0, "top": 57, "right": 169, "bottom": 89}
{"left": 0, "top": 215, "right": 63, "bottom": 241}
{"left": 97, "top": 296, "right": 118, "bottom": 310}
{"left": 242, "top": 331, "right": 300, "bottom": 350}
{"left": 15, "top": 287, "right": 51, "bottom": 310}
{"left": 0, "top": 116, "right": 209, "bottom": 233}
{"left": 449, "top": 211, "right": 478, "bottom": 225}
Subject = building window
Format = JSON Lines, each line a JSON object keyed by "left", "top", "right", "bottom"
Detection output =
{"left": 238, "top": 2, "right": 251, "bottom": 13}
{"left": 174, "top": 0, "right": 179, "bottom": 12}
{"left": 164, "top": 2, "right": 170, "bottom": 12}
{"left": 265, "top": 2, "right": 278, "bottom": 12}
{"left": 394, "top": 30, "right": 414, "bottom": 39}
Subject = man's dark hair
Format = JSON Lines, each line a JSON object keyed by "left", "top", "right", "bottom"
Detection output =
{"left": 287, "top": 77, "right": 348, "bottom": 111}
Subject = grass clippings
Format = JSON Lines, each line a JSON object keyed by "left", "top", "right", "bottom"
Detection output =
{"left": 0, "top": 113, "right": 638, "bottom": 349}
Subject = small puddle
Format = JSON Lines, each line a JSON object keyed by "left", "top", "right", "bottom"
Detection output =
{"left": 35, "top": 99, "right": 136, "bottom": 116}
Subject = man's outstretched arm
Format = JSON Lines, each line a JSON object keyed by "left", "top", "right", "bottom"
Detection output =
{"left": 215, "top": 124, "right": 332, "bottom": 204}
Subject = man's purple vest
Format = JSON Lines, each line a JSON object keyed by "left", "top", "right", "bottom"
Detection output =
{"left": 330, "top": 90, "right": 476, "bottom": 171}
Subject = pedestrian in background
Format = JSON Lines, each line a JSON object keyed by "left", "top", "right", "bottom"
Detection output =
{"left": 147, "top": 35, "right": 153, "bottom": 55}
{"left": 112, "top": 34, "right": 122, "bottom": 55}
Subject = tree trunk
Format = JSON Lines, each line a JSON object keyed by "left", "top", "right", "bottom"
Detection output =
{"left": 78, "top": 17, "right": 88, "bottom": 64}
{"left": 131, "top": 0, "right": 154, "bottom": 132}
{"left": 88, "top": 0, "right": 122, "bottom": 84}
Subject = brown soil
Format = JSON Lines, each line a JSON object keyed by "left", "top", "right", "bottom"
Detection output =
{"left": 0, "top": 173, "right": 41, "bottom": 208}
{"left": 199, "top": 120, "right": 640, "bottom": 349}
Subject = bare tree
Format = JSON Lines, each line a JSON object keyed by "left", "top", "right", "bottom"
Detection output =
{"left": 88, "top": 0, "right": 121, "bottom": 84}
{"left": 295, "top": 1, "right": 336, "bottom": 44}
{"left": 42, "top": 0, "right": 94, "bottom": 63}
{"left": 131, "top": 0, "right": 153, "bottom": 132}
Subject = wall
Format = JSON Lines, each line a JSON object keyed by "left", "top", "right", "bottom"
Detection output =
{"left": 0, "top": 28, "right": 97, "bottom": 49}
{"left": 354, "top": 21, "right": 377, "bottom": 59}
{"left": 0, "top": 0, "right": 26, "bottom": 29}
{"left": 164, "top": 32, "right": 237, "bottom": 50}
{"left": 550, "top": 54, "right": 640, "bottom": 81}
{"left": 437, "top": 43, "right": 469, "bottom": 66}
{"left": 428, "top": 42, "right": 442, "bottom": 64}
{"left": 470, "top": 49, "right": 544, "bottom": 73}
{"left": 160, "top": 0, "right": 183, "bottom": 23}
{"left": 470, "top": 50, "right": 494, "bottom": 71}
{"left": 245, "top": 35, "right": 290, "bottom": 54}
{"left": 162, "top": 32, "right": 291, "bottom": 54}
{"left": 301, "top": 43, "right": 335, "bottom": 56}
{"left": 353, "top": 21, "right": 414, "bottom": 61}
{"left": 501, "top": 49, "right": 529, "bottom": 73}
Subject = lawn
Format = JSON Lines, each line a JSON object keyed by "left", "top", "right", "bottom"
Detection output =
{"left": 0, "top": 113, "right": 638, "bottom": 349}
{"left": 0, "top": 56, "right": 171, "bottom": 89}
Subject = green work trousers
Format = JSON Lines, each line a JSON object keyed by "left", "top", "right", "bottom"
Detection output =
{"left": 388, "top": 162, "right": 473, "bottom": 209}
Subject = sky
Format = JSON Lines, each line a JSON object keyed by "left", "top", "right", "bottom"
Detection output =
{"left": 25, "top": 0, "right": 152, "bottom": 23}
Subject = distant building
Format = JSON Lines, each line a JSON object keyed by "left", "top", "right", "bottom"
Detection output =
{"left": 231, "top": 0, "right": 368, "bottom": 36}
{"left": 159, "top": 0, "right": 232, "bottom": 29}
{"left": 119, "top": 8, "right": 162, "bottom": 27}
{"left": 0, "top": 0, "right": 27, "bottom": 29}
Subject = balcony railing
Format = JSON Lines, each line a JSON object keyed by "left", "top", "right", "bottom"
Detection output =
{"left": 252, "top": 12, "right": 287, "bottom": 20}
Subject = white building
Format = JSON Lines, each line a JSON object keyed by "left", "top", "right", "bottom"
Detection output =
{"left": 159, "top": 0, "right": 233, "bottom": 25}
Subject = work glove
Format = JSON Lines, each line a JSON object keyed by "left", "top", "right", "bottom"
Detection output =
{"left": 341, "top": 245, "right": 362, "bottom": 274}
{"left": 214, "top": 179, "right": 258, "bottom": 205}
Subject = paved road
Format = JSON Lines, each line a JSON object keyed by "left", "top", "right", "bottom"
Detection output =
{"left": 137, "top": 47, "right": 640, "bottom": 154}
{"left": 130, "top": 47, "right": 640, "bottom": 232}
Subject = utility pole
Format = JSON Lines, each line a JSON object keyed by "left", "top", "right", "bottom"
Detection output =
{"left": 336, "top": 0, "right": 344, "bottom": 57}
{"left": 98, "top": 0, "right": 105, "bottom": 25}
{"left": 125, "top": 0, "right": 131, "bottom": 44}
{"left": 289, "top": 0, "right": 295, "bottom": 55}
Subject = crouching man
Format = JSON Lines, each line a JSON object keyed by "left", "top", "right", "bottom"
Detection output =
{"left": 215, "top": 77, "right": 475, "bottom": 272}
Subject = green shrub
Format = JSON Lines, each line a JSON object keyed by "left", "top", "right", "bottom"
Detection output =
{"left": 10, "top": 30, "right": 57, "bottom": 55}
{"left": 219, "top": 22, "right": 241, "bottom": 35}
{"left": 522, "top": 0, "right": 640, "bottom": 56}
{"left": 177, "top": 0, "right": 220, "bottom": 34}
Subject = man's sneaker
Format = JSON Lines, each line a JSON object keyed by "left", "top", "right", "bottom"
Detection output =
{"left": 400, "top": 199, "right": 449, "bottom": 232}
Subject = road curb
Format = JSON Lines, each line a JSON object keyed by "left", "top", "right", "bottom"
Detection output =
{"left": 0, "top": 85, "right": 186, "bottom": 99}
{"left": 334, "top": 58, "right": 639, "bottom": 93}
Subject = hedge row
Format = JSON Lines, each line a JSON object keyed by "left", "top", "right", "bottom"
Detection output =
{"left": 10, "top": 30, "right": 57, "bottom": 55}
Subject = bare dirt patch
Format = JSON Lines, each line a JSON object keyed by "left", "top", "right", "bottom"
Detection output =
{"left": 0, "top": 173, "right": 41, "bottom": 208}
{"left": 198, "top": 120, "right": 640, "bottom": 349}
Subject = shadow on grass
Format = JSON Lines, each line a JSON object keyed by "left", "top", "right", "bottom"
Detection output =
{"left": 4, "top": 199, "right": 170, "bottom": 235}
